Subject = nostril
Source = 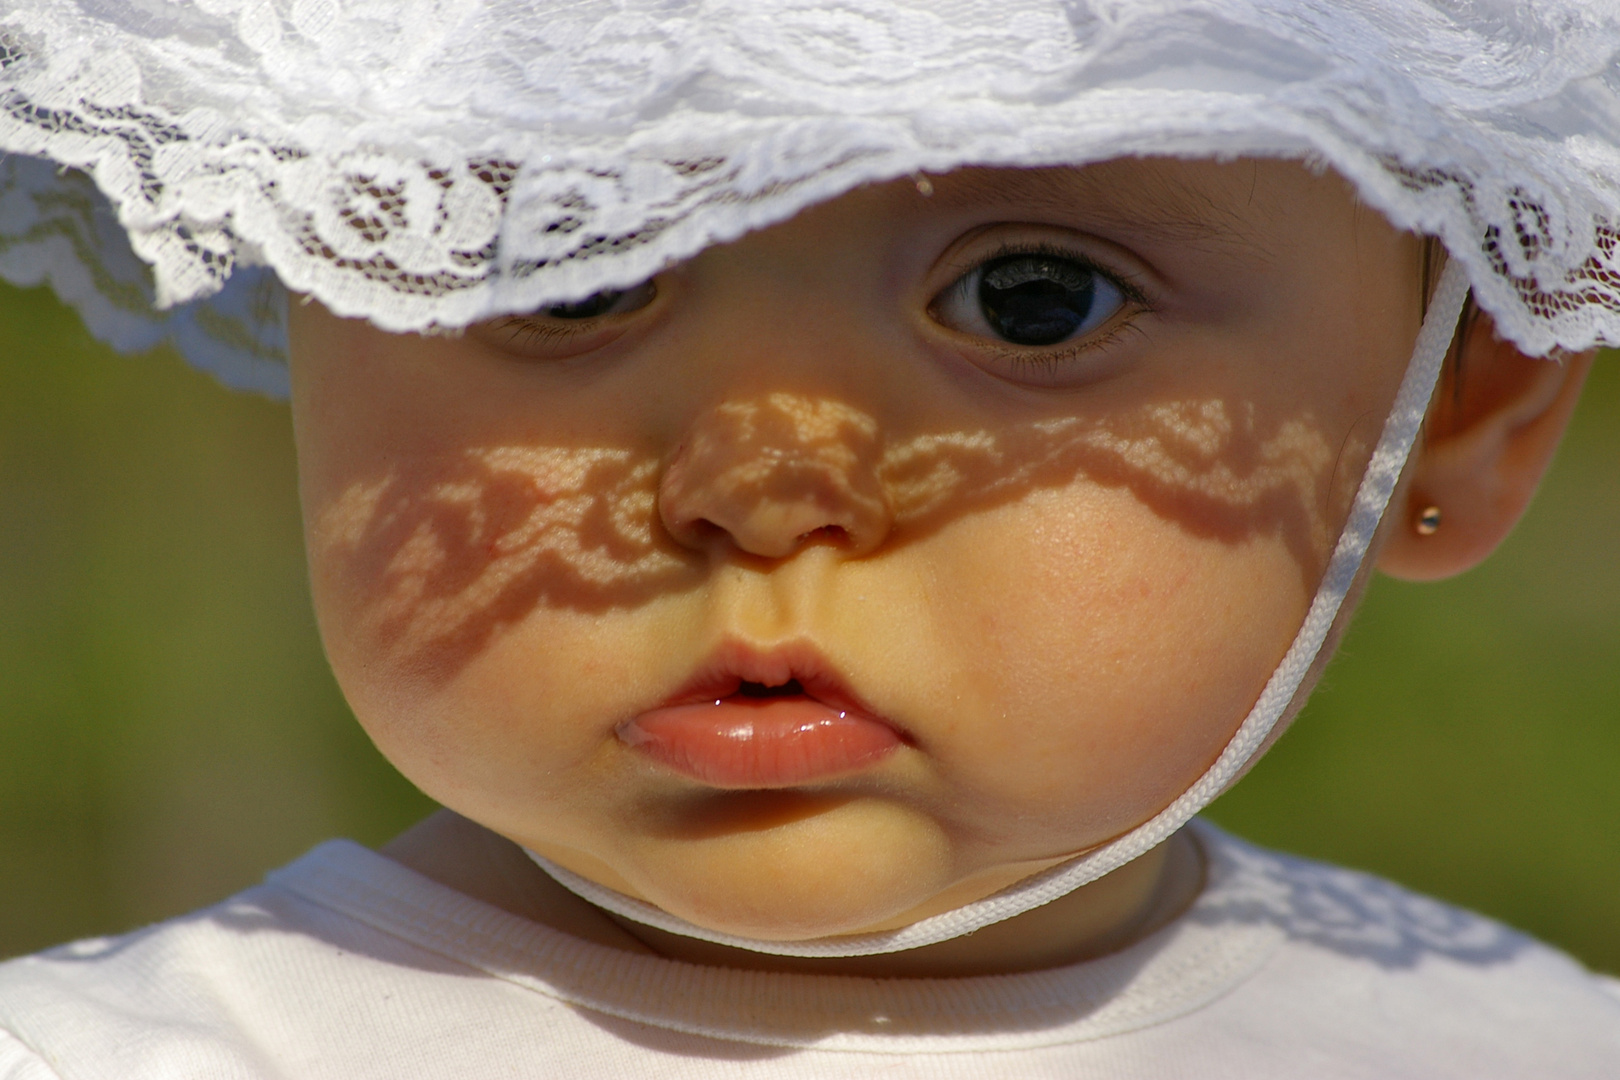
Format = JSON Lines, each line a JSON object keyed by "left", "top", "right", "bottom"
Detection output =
{"left": 798, "top": 525, "right": 851, "bottom": 547}
{"left": 674, "top": 517, "right": 728, "bottom": 545}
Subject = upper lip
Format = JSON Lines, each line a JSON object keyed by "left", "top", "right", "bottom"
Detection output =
{"left": 655, "top": 638, "right": 895, "bottom": 727}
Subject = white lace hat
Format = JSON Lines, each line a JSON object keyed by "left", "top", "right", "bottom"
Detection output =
{"left": 0, "top": 0, "right": 1616, "bottom": 397}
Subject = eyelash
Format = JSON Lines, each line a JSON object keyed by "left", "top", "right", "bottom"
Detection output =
{"left": 493, "top": 318, "right": 588, "bottom": 347}
{"left": 996, "top": 321, "right": 1146, "bottom": 376}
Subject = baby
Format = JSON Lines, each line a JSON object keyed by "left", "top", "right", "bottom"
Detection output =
{"left": 1, "top": 0, "right": 1619, "bottom": 1076}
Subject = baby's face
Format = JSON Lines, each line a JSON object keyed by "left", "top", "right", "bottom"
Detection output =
{"left": 290, "top": 158, "right": 1423, "bottom": 939}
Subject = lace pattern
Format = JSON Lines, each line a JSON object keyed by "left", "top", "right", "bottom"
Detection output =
{"left": 1, "top": 0, "right": 1617, "bottom": 391}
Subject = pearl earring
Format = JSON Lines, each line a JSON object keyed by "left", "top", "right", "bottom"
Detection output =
{"left": 1415, "top": 506, "right": 1442, "bottom": 536}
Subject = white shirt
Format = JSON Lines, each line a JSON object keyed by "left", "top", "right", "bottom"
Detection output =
{"left": 1, "top": 821, "right": 1616, "bottom": 1079}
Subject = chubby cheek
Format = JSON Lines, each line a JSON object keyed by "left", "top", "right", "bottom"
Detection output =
{"left": 911, "top": 482, "right": 1312, "bottom": 854}
{"left": 341, "top": 607, "right": 661, "bottom": 843}
{"left": 300, "top": 440, "right": 703, "bottom": 827}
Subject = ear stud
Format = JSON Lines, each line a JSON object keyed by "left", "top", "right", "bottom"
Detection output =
{"left": 1415, "top": 505, "right": 1442, "bottom": 536}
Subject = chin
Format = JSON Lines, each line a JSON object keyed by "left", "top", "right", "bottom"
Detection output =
{"left": 613, "top": 798, "right": 958, "bottom": 940}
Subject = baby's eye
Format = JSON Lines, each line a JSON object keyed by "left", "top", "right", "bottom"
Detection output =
{"left": 543, "top": 281, "right": 657, "bottom": 320}
{"left": 931, "top": 252, "right": 1126, "bottom": 347}
{"left": 471, "top": 279, "right": 658, "bottom": 360}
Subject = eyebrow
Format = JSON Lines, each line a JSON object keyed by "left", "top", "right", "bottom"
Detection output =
{"left": 927, "top": 164, "right": 1263, "bottom": 255}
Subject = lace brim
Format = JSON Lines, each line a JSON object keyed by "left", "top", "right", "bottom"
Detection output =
{"left": 1, "top": 0, "right": 1618, "bottom": 391}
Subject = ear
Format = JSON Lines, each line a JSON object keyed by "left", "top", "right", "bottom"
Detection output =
{"left": 1378, "top": 311, "right": 1594, "bottom": 582}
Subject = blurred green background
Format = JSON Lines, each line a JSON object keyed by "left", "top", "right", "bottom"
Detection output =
{"left": 1, "top": 281, "right": 1616, "bottom": 972}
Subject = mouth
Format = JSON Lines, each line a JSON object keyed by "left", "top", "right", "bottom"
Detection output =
{"left": 616, "top": 640, "right": 906, "bottom": 789}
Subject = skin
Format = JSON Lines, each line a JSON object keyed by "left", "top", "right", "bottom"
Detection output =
{"left": 288, "top": 157, "right": 1590, "bottom": 978}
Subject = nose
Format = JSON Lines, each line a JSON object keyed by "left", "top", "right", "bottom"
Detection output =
{"left": 658, "top": 394, "right": 894, "bottom": 559}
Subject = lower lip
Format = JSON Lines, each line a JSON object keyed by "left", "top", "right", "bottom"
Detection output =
{"left": 618, "top": 698, "right": 902, "bottom": 788}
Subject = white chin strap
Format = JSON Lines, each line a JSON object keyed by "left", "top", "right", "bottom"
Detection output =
{"left": 528, "top": 260, "right": 1473, "bottom": 957}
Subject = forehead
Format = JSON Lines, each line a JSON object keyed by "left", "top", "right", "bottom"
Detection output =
{"left": 912, "top": 157, "right": 1361, "bottom": 260}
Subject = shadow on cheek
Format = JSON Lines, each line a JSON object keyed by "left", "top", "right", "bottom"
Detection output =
{"left": 315, "top": 446, "right": 697, "bottom": 678}
{"left": 313, "top": 394, "right": 1356, "bottom": 685}
{"left": 885, "top": 399, "right": 1349, "bottom": 579}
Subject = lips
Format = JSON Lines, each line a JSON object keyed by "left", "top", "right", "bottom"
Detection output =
{"left": 616, "top": 642, "right": 904, "bottom": 789}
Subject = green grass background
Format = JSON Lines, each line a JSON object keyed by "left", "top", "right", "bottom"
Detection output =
{"left": 1, "top": 281, "right": 1616, "bottom": 971}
